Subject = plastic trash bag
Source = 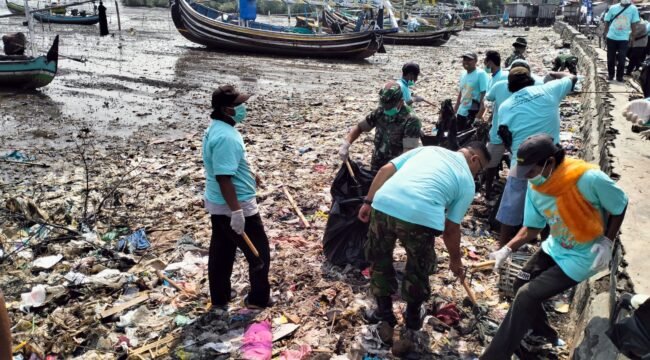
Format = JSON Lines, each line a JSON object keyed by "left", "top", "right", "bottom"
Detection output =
{"left": 607, "top": 293, "right": 650, "bottom": 359}
{"left": 116, "top": 228, "right": 151, "bottom": 254}
{"left": 322, "top": 161, "right": 375, "bottom": 268}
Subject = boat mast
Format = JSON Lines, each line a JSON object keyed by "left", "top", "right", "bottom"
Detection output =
{"left": 23, "top": 0, "right": 37, "bottom": 56}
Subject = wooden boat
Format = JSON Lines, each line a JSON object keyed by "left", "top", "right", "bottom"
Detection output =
{"left": 5, "top": 0, "right": 25, "bottom": 14}
{"left": 170, "top": 0, "right": 385, "bottom": 59}
{"left": 32, "top": 10, "right": 100, "bottom": 24}
{"left": 474, "top": 21, "right": 500, "bottom": 29}
{"left": 0, "top": 35, "right": 59, "bottom": 89}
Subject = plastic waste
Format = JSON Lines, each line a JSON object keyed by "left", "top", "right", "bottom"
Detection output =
{"left": 116, "top": 228, "right": 151, "bottom": 254}
{"left": 20, "top": 285, "right": 47, "bottom": 312}
{"left": 241, "top": 321, "right": 272, "bottom": 360}
{"left": 279, "top": 344, "right": 312, "bottom": 360}
{"left": 32, "top": 254, "right": 63, "bottom": 270}
{"left": 2, "top": 150, "right": 34, "bottom": 162}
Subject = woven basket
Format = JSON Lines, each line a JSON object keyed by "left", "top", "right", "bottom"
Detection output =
{"left": 498, "top": 252, "right": 532, "bottom": 299}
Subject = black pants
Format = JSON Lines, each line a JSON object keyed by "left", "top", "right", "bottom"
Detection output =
{"left": 481, "top": 250, "right": 578, "bottom": 360}
{"left": 448, "top": 112, "right": 476, "bottom": 150}
{"left": 209, "top": 213, "right": 271, "bottom": 307}
{"left": 607, "top": 39, "right": 629, "bottom": 80}
{"left": 627, "top": 47, "right": 646, "bottom": 74}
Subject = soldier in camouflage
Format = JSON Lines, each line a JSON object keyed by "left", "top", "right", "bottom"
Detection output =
{"left": 357, "top": 143, "right": 491, "bottom": 330}
{"left": 505, "top": 37, "right": 528, "bottom": 68}
{"left": 338, "top": 81, "right": 422, "bottom": 172}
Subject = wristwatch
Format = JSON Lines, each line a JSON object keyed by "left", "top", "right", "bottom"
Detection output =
{"left": 363, "top": 197, "right": 373, "bottom": 205}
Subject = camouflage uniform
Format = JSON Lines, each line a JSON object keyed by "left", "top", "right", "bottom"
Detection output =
{"left": 365, "top": 209, "right": 442, "bottom": 304}
{"left": 552, "top": 54, "right": 578, "bottom": 75}
{"left": 504, "top": 52, "right": 526, "bottom": 68}
{"left": 359, "top": 84, "right": 422, "bottom": 172}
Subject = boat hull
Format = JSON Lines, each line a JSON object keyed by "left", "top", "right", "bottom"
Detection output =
{"left": 171, "top": 0, "right": 382, "bottom": 59}
{"left": 0, "top": 35, "right": 58, "bottom": 90}
{"left": 33, "top": 12, "right": 100, "bottom": 25}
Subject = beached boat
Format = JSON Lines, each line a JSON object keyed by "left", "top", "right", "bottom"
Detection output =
{"left": 5, "top": 0, "right": 25, "bottom": 14}
{"left": 170, "top": 0, "right": 385, "bottom": 59}
{"left": 0, "top": 35, "right": 59, "bottom": 89}
{"left": 474, "top": 21, "right": 500, "bottom": 29}
{"left": 32, "top": 10, "right": 100, "bottom": 24}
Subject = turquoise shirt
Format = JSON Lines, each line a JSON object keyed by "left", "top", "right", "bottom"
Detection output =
{"left": 486, "top": 77, "right": 545, "bottom": 144}
{"left": 604, "top": 4, "right": 640, "bottom": 41}
{"left": 498, "top": 77, "right": 574, "bottom": 167}
{"left": 646, "top": 22, "right": 650, "bottom": 35}
{"left": 457, "top": 68, "right": 489, "bottom": 116}
{"left": 372, "top": 147, "right": 475, "bottom": 231}
{"left": 524, "top": 169, "right": 628, "bottom": 282}
{"left": 487, "top": 68, "right": 508, "bottom": 90}
{"left": 398, "top": 78, "right": 413, "bottom": 104}
{"left": 202, "top": 119, "right": 257, "bottom": 204}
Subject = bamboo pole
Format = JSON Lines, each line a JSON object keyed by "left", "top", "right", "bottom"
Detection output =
{"left": 114, "top": 0, "right": 122, "bottom": 32}
{"left": 282, "top": 185, "right": 310, "bottom": 228}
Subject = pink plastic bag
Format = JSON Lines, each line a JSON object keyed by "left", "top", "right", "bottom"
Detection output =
{"left": 279, "top": 344, "right": 312, "bottom": 360}
{"left": 241, "top": 321, "right": 272, "bottom": 360}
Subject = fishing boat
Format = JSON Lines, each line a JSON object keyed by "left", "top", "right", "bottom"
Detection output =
{"left": 5, "top": 0, "right": 25, "bottom": 14}
{"left": 0, "top": 35, "right": 59, "bottom": 89}
{"left": 170, "top": 0, "right": 386, "bottom": 59}
{"left": 32, "top": 10, "right": 100, "bottom": 24}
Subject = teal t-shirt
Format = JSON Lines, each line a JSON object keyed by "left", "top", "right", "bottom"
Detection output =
{"left": 486, "top": 77, "right": 545, "bottom": 144}
{"left": 487, "top": 68, "right": 508, "bottom": 90}
{"left": 398, "top": 78, "right": 413, "bottom": 104}
{"left": 646, "top": 22, "right": 650, "bottom": 35}
{"left": 372, "top": 147, "right": 475, "bottom": 231}
{"left": 458, "top": 69, "right": 489, "bottom": 117}
{"left": 202, "top": 119, "right": 257, "bottom": 204}
{"left": 499, "top": 77, "right": 574, "bottom": 167}
{"left": 524, "top": 169, "right": 628, "bottom": 282}
{"left": 604, "top": 4, "right": 640, "bottom": 41}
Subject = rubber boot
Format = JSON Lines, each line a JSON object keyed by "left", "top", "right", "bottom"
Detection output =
{"left": 404, "top": 302, "right": 425, "bottom": 331}
{"left": 365, "top": 296, "right": 397, "bottom": 327}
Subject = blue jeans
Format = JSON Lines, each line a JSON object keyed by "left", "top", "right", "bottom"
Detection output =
{"left": 496, "top": 176, "right": 528, "bottom": 226}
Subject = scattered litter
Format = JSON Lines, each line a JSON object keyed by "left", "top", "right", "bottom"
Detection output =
{"left": 32, "top": 254, "right": 63, "bottom": 270}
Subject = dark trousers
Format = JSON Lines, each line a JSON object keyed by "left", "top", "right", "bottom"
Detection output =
{"left": 607, "top": 38, "right": 629, "bottom": 80}
{"left": 448, "top": 112, "right": 476, "bottom": 150}
{"left": 481, "top": 250, "right": 578, "bottom": 360}
{"left": 627, "top": 46, "right": 646, "bottom": 74}
{"left": 209, "top": 213, "right": 271, "bottom": 307}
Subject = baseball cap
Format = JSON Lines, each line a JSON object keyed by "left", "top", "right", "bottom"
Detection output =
{"left": 402, "top": 62, "right": 421, "bottom": 76}
{"left": 212, "top": 85, "right": 251, "bottom": 109}
{"left": 513, "top": 37, "right": 528, "bottom": 47}
{"left": 510, "top": 134, "right": 560, "bottom": 179}
{"left": 461, "top": 52, "right": 478, "bottom": 60}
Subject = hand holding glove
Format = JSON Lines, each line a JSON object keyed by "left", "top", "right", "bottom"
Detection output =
{"left": 590, "top": 237, "right": 613, "bottom": 271}
{"left": 623, "top": 99, "right": 650, "bottom": 125}
{"left": 339, "top": 139, "right": 351, "bottom": 161}
{"left": 489, "top": 245, "right": 512, "bottom": 271}
{"left": 230, "top": 209, "right": 245, "bottom": 235}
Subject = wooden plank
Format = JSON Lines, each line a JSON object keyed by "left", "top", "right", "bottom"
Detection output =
{"left": 129, "top": 333, "right": 179, "bottom": 357}
{"left": 100, "top": 293, "right": 149, "bottom": 319}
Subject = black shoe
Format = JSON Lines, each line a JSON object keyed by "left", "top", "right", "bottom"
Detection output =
{"left": 365, "top": 296, "right": 397, "bottom": 327}
{"left": 404, "top": 302, "right": 426, "bottom": 330}
{"left": 243, "top": 294, "right": 274, "bottom": 310}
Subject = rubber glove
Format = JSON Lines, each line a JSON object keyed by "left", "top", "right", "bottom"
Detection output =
{"left": 489, "top": 245, "right": 512, "bottom": 271}
{"left": 590, "top": 237, "right": 613, "bottom": 271}
{"left": 413, "top": 95, "right": 425, "bottom": 103}
{"left": 339, "top": 139, "right": 350, "bottom": 161}
{"left": 230, "top": 209, "right": 245, "bottom": 235}
{"left": 623, "top": 99, "right": 650, "bottom": 125}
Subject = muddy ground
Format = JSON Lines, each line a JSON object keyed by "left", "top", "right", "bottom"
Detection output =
{"left": 0, "top": 4, "right": 579, "bottom": 359}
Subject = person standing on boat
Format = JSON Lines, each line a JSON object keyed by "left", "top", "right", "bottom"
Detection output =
{"left": 504, "top": 37, "right": 528, "bottom": 68}
{"left": 203, "top": 85, "right": 272, "bottom": 310}
{"left": 454, "top": 52, "right": 489, "bottom": 132}
{"left": 397, "top": 62, "right": 425, "bottom": 106}
{"left": 339, "top": 81, "right": 422, "bottom": 172}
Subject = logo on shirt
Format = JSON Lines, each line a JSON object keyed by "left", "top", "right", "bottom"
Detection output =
{"left": 544, "top": 208, "right": 577, "bottom": 250}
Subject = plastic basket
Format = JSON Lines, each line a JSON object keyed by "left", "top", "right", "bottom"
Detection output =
{"left": 498, "top": 252, "right": 532, "bottom": 299}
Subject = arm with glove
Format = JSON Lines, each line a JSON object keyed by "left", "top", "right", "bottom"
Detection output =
{"left": 623, "top": 99, "right": 650, "bottom": 126}
{"left": 340, "top": 112, "right": 377, "bottom": 161}
{"left": 490, "top": 227, "right": 541, "bottom": 270}
{"left": 217, "top": 175, "right": 245, "bottom": 234}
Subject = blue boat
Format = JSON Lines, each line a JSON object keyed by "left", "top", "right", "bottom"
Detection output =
{"left": 0, "top": 35, "right": 59, "bottom": 90}
{"left": 32, "top": 11, "right": 100, "bottom": 25}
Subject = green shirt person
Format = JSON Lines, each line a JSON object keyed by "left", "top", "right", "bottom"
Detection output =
{"left": 505, "top": 37, "right": 527, "bottom": 68}
{"left": 339, "top": 81, "right": 422, "bottom": 171}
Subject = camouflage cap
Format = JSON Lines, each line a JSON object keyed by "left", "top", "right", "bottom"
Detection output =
{"left": 379, "top": 81, "right": 403, "bottom": 107}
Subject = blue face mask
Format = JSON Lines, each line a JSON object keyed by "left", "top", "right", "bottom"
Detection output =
{"left": 233, "top": 104, "right": 247, "bottom": 123}
{"left": 484, "top": 65, "right": 492, "bottom": 74}
{"left": 407, "top": 79, "right": 415, "bottom": 87}
{"left": 529, "top": 160, "right": 552, "bottom": 186}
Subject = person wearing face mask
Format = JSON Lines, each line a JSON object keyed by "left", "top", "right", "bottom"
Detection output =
{"left": 603, "top": 0, "right": 640, "bottom": 81}
{"left": 454, "top": 52, "right": 489, "bottom": 132}
{"left": 202, "top": 85, "right": 271, "bottom": 310}
{"left": 481, "top": 134, "right": 628, "bottom": 360}
{"left": 397, "top": 62, "right": 423, "bottom": 106}
{"left": 357, "top": 142, "right": 490, "bottom": 330}
{"left": 484, "top": 50, "right": 508, "bottom": 90}
{"left": 495, "top": 67, "right": 577, "bottom": 247}
{"left": 339, "top": 81, "right": 422, "bottom": 172}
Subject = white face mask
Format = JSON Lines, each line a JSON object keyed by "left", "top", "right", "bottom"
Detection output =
{"left": 621, "top": 0, "right": 631, "bottom": 5}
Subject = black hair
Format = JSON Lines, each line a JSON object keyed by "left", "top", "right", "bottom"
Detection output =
{"left": 465, "top": 141, "right": 492, "bottom": 163}
{"left": 508, "top": 74, "right": 535, "bottom": 93}
{"left": 536, "top": 147, "right": 566, "bottom": 166}
{"left": 210, "top": 106, "right": 235, "bottom": 125}
{"left": 485, "top": 50, "right": 501, "bottom": 67}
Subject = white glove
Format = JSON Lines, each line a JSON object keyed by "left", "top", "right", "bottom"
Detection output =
{"left": 413, "top": 95, "right": 425, "bottom": 103}
{"left": 230, "top": 209, "right": 245, "bottom": 235}
{"left": 489, "top": 246, "right": 512, "bottom": 271}
{"left": 623, "top": 99, "right": 650, "bottom": 125}
{"left": 339, "top": 139, "right": 350, "bottom": 161}
{"left": 590, "top": 237, "right": 613, "bottom": 271}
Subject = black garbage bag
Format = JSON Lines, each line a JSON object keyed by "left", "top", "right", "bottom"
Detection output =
{"left": 640, "top": 59, "right": 650, "bottom": 98}
{"left": 607, "top": 294, "right": 650, "bottom": 359}
{"left": 2, "top": 32, "right": 26, "bottom": 56}
{"left": 323, "top": 160, "right": 375, "bottom": 268}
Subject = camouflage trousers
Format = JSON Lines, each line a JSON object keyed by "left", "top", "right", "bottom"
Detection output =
{"left": 365, "top": 209, "right": 440, "bottom": 304}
